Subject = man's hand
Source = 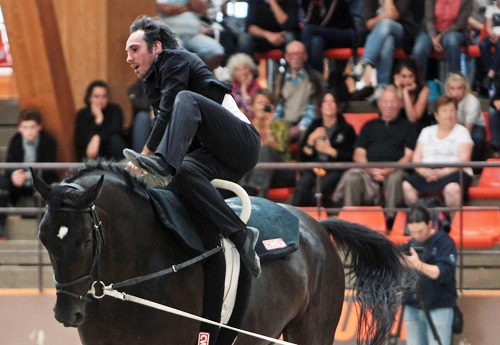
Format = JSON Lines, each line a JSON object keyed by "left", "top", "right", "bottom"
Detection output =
{"left": 11, "top": 169, "right": 27, "bottom": 187}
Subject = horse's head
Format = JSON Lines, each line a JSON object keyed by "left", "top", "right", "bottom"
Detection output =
{"left": 32, "top": 168, "right": 104, "bottom": 327}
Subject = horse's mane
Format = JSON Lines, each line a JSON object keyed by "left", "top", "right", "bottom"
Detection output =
{"left": 49, "top": 159, "right": 149, "bottom": 206}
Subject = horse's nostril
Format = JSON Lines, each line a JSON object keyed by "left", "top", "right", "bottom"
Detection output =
{"left": 73, "top": 312, "right": 84, "bottom": 325}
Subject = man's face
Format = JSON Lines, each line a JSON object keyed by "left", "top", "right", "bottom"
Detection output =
{"left": 285, "top": 42, "right": 307, "bottom": 71}
{"left": 126, "top": 30, "right": 159, "bottom": 80}
{"left": 407, "top": 221, "right": 434, "bottom": 243}
{"left": 19, "top": 120, "right": 42, "bottom": 142}
{"left": 377, "top": 89, "right": 401, "bottom": 121}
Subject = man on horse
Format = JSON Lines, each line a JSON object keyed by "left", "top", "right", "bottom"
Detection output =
{"left": 123, "top": 15, "right": 261, "bottom": 344}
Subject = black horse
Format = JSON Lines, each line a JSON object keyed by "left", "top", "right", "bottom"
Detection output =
{"left": 33, "top": 162, "right": 409, "bottom": 345}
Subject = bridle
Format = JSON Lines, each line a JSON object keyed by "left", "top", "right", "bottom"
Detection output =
{"left": 49, "top": 183, "right": 105, "bottom": 302}
{"left": 47, "top": 182, "right": 222, "bottom": 302}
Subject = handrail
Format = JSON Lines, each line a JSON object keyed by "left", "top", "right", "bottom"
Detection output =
{"left": 1, "top": 160, "right": 500, "bottom": 292}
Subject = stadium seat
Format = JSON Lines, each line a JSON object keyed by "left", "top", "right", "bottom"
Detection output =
{"left": 449, "top": 206, "right": 500, "bottom": 248}
{"left": 386, "top": 211, "right": 411, "bottom": 245}
{"left": 298, "top": 207, "right": 329, "bottom": 221}
{"left": 266, "top": 187, "right": 294, "bottom": 202}
{"left": 337, "top": 206, "right": 387, "bottom": 233}
{"left": 343, "top": 113, "right": 379, "bottom": 135}
{"left": 468, "top": 159, "right": 500, "bottom": 199}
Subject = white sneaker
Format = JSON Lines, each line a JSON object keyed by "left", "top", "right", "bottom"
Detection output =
{"left": 350, "top": 60, "right": 367, "bottom": 81}
{"left": 366, "top": 86, "right": 384, "bottom": 102}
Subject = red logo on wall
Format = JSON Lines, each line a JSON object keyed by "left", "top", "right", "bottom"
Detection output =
{"left": 198, "top": 332, "right": 210, "bottom": 345}
{"left": 263, "top": 238, "right": 287, "bottom": 250}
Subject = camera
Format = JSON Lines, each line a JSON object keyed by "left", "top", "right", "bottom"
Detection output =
{"left": 263, "top": 104, "right": 272, "bottom": 113}
{"left": 399, "top": 242, "right": 424, "bottom": 256}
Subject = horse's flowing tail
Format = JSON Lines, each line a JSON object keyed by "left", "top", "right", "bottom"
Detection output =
{"left": 321, "top": 218, "right": 413, "bottom": 345}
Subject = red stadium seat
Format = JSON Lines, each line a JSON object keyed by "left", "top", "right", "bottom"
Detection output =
{"left": 298, "top": 207, "right": 329, "bottom": 221}
{"left": 386, "top": 211, "right": 411, "bottom": 245}
{"left": 343, "top": 113, "right": 379, "bottom": 135}
{"left": 266, "top": 187, "right": 294, "bottom": 202}
{"left": 449, "top": 206, "right": 500, "bottom": 248}
{"left": 469, "top": 159, "right": 500, "bottom": 199}
{"left": 337, "top": 206, "right": 387, "bottom": 233}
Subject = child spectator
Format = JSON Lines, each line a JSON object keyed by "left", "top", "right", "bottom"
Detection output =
{"left": 0, "top": 109, "right": 58, "bottom": 239}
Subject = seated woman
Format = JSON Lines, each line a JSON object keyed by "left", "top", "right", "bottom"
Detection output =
{"left": 411, "top": 0, "right": 472, "bottom": 79}
{"left": 74, "top": 80, "right": 128, "bottom": 161}
{"left": 239, "top": 89, "right": 296, "bottom": 197}
{"left": 226, "top": 52, "right": 264, "bottom": 121}
{"left": 392, "top": 58, "right": 431, "bottom": 131}
{"left": 350, "top": 0, "right": 418, "bottom": 101}
{"left": 402, "top": 95, "right": 474, "bottom": 220}
{"left": 291, "top": 90, "right": 356, "bottom": 207}
{"left": 445, "top": 72, "right": 486, "bottom": 161}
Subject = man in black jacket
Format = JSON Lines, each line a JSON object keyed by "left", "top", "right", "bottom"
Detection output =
{"left": 0, "top": 109, "right": 58, "bottom": 239}
{"left": 123, "top": 16, "right": 261, "bottom": 345}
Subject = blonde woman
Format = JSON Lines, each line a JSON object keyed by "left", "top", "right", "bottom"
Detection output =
{"left": 226, "top": 53, "right": 263, "bottom": 120}
{"left": 445, "top": 72, "right": 486, "bottom": 161}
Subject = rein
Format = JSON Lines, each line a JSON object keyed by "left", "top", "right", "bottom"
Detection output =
{"left": 49, "top": 182, "right": 222, "bottom": 301}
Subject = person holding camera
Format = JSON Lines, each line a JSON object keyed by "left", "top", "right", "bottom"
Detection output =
{"left": 239, "top": 88, "right": 295, "bottom": 197}
{"left": 401, "top": 205, "right": 458, "bottom": 345}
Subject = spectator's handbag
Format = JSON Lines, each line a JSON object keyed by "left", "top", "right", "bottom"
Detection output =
{"left": 452, "top": 303, "right": 464, "bottom": 334}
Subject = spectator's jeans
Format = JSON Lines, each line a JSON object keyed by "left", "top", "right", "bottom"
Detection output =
{"left": 412, "top": 31, "right": 468, "bottom": 79}
{"left": 471, "top": 124, "right": 486, "bottom": 161}
{"left": 362, "top": 18, "right": 404, "bottom": 87}
{"left": 479, "top": 37, "right": 500, "bottom": 74}
{"left": 300, "top": 24, "right": 356, "bottom": 72}
{"left": 489, "top": 106, "right": 500, "bottom": 149}
{"left": 179, "top": 33, "right": 225, "bottom": 60}
{"left": 404, "top": 305, "right": 453, "bottom": 345}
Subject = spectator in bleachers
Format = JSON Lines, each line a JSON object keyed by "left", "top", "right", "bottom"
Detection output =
{"left": 479, "top": 0, "right": 500, "bottom": 91}
{"left": 402, "top": 95, "right": 473, "bottom": 221}
{"left": 74, "top": 80, "right": 128, "bottom": 161}
{"left": 226, "top": 53, "right": 264, "bottom": 121}
{"left": 127, "top": 80, "right": 153, "bottom": 152}
{"left": 392, "top": 58, "right": 432, "bottom": 130}
{"left": 332, "top": 86, "right": 418, "bottom": 228}
{"left": 156, "top": 0, "right": 225, "bottom": 70}
{"left": 299, "top": 0, "right": 361, "bottom": 101}
{"left": 487, "top": 84, "right": 500, "bottom": 157}
{"left": 466, "top": 0, "right": 487, "bottom": 91}
{"left": 291, "top": 90, "right": 356, "bottom": 207}
{"left": 237, "top": 0, "right": 299, "bottom": 61}
{"left": 349, "top": 0, "right": 419, "bottom": 101}
{"left": 411, "top": 0, "right": 473, "bottom": 80}
{"left": 273, "top": 40, "right": 327, "bottom": 142}
{"left": 445, "top": 72, "right": 486, "bottom": 161}
{"left": 0, "top": 109, "right": 58, "bottom": 239}
{"left": 239, "top": 89, "right": 295, "bottom": 197}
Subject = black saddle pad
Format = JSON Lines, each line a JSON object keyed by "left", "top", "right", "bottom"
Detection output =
{"left": 147, "top": 189, "right": 300, "bottom": 261}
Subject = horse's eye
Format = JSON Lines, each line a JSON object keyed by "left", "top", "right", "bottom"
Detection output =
{"left": 84, "top": 239, "right": 91, "bottom": 248}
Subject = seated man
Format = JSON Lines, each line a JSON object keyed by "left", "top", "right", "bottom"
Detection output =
{"left": 332, "top": 86, "right": 418, "bottom": 228}
{"left": 0, "top": 109, "right": 58, "bottom": 239}
{"left": 273, "top": 41, "right": 327, "bottom": 142}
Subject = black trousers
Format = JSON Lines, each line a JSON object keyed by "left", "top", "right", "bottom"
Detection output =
{"left": 158, "top": 91, "right": 260, "bottom": 239}
{"left": 156, "top": 91, "right": 259, "bottom": 345}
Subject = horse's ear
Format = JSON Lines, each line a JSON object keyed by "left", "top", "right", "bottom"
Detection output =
{"left": 31, "top": 167, "right": 52, "bottom": 201}
{"left": 80, "top": 175, "right": 105, "bottom": 206}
